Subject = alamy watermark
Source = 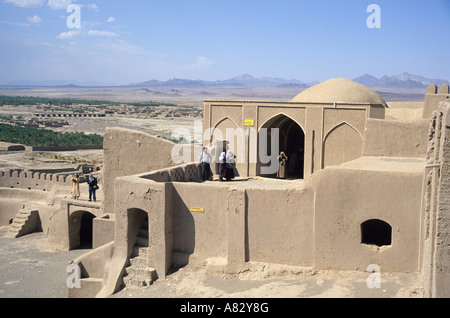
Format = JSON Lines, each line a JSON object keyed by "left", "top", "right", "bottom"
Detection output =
{"left": 66, "top": 4, "right": 380, "bottom": 30}
{"left": 170, "top": 121, "right": 281, "bottom": 175}
{"left": 66, "top": 4, "right": 81, "bottom": 29}
{"left": 67, "top": 264, "right": 81, "bottom": 289}
{"left": 366, "top": 264, "right": 381, "bottom": 289}
{"left": 367, "top": 4, "right": 381, "bottom": 29}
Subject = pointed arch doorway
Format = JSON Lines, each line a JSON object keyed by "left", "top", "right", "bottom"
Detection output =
{"left": 259, "top": 114, "right": 305, "bottom": 179}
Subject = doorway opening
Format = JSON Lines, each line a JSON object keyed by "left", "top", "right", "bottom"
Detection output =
{"left": 70, "top": 211, "right": 96, "bottom": 250}
{"left": 259, "top": 114, "right": 305, "bottom": 179}
{"left": 79, "top": 213, "right": 95, "bottom": 249}
{"left": 127, "top": 208, "right": 149, "bottom": 252}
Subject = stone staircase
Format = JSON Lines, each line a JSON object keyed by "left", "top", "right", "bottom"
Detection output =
{"left": 6, "top": 209, "right": 39, "bottom": 238}
{"left": 123, "top": 219, "right": 157, "bottom": 288}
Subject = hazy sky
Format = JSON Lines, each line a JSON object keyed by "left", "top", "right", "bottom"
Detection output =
{"left": 0, "top": 0, "right": 449, "bottom": 85}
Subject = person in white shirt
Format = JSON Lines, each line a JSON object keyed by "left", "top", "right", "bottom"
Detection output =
{"left": 198, "top": 147, "right": 213, "bottom": 181}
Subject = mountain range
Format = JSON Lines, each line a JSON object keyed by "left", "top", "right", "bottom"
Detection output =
{"left": 3, "top": 72, "right": 449, "bottom": 89}
{"left": 353, "top": 73, "right": 450, "bottom": 89}
{"left": 131, "top": 72, "right": 449, "bottom": 90}
{"left": 129, "top": 74, "right": 314, "bottom": 88}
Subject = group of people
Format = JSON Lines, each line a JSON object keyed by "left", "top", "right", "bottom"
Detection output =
{"left": 198, "top": 146, "right": 304, "bottom": 181}
{"left": 71, "top": 173, "right": 99, "bottom": 202}
{"left": 198, "top": 147, "right": 236, "bottom": 182}
{"left": 218, "top": 150, "right": 236, "bottom": 182}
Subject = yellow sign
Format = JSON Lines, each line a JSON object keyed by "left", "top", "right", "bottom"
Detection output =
{"left": 190, "top": 207, "right": 205, "bottom": 213}
{"left": 245, "top": 119, "right": 255, "bottom": 127}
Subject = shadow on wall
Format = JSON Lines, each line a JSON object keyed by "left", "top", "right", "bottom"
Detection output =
{"left": 127, "top": 208, "right": 149, "bottom": 255}
{"left": 69, "top": 211, "right": 96, "bottom": 250}
{"left": 171, "top": 188, "right": 195, "bottom": 266}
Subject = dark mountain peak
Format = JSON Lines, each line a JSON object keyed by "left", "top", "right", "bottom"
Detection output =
{"left": 231, "top": 74, "right": 256, "bottom": 81}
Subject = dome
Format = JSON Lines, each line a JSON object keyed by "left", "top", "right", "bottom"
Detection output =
{"left": 291, "top": 78, "right": 386, "bottom": 105}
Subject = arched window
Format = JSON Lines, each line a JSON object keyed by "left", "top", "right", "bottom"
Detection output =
{"left": 361, "top": 219, "right": 392, "bottom": 247}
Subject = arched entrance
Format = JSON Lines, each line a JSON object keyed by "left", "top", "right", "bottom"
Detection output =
{"left": 259, "top": 114, "right": 305, "bottom": 179}
{"left": 127, "top": 208, "right": 149, "bottom": 253}
{"left": 69, "top": 211, "right": 96, "bottom": 250}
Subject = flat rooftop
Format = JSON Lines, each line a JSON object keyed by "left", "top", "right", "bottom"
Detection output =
{"left": 336, "top": 156, "right": 426, "bottom": 173}
{"left": 150, "top": 156, "right": 426, "bottom": 190}
{"left": 196, "top": 176, "right": 305, "bottom": 190}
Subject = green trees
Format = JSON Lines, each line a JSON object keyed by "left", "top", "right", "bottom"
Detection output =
{"left": 0, "top": 124, "right": 103, "bottom": 147}
{"left": 0, "top": 95, "right": 176, "bottom": 107}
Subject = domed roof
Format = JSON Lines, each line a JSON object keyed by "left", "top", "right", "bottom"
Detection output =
{"left": 291, "top": 78, "right": 386, "bottom": 105}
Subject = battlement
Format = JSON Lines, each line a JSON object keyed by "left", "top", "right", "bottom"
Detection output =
{"left": 426, "top": 83, "right": 450, "bottom": 95}
{"left": 140, "top": 163, "right": 203, "bottom": 183}
{"left": 33, "top": 112, "right": 106, "bottom": 118}
{"left": 424, "top": 83, "right": 450, "bottom": 119}
{"left": 0, "top": 169, "right": 72, "bottom": 191}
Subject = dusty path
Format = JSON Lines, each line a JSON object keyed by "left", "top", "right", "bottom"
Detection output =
{"left": 0, "top": 229, "right": 88, "bottom": 298}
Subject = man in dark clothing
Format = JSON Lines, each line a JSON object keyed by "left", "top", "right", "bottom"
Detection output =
{"left": 87, "top": 173, "right": 98, "bottom": 202}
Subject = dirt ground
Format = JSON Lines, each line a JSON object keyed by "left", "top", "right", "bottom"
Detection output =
{"left": 0, "top": 148, "right": 104, "bottom": 171}
{"left": 0, "top": 229, "right": 88, "bottom": 298}
{"left": 111, "top": 262, "right": 423, "bottom": 299}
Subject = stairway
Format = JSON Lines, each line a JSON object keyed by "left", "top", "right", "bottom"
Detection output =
{"left": 123, "top": 219, "right": 157, "bottom": 288}
{"left": 6, "top": 209, "right": 39, "bottom": 238}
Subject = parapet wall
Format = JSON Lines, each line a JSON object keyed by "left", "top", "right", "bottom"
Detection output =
{"left": 102, "top": 127, "right": 202, "bottom": 215}
{"left": 0, "top": 169, "right": 72, "bottom": 191}
{"left": 362, "top": 118, "right": 430, "bottom": 158}
{"left": 140, "top": 163, "right": 202, "bottom": 183}
{"left": 423, "top": 84, "right": 450, "bottom": 119}
{"left": 0, "top": 187, "right": 53, "bottom": 227}
{"left": 0, "top": 141, "right": 103, "bottom": 152}
{"left": 27, "top": 145, "right": 103, "bottom": 152}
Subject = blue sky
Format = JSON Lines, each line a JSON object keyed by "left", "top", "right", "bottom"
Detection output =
{"left": 0, "top": 0, "right": 449, "bottom": 85}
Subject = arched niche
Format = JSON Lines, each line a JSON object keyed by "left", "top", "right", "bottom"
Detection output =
{"left": 322, "top": 122, "right": 363, "bottom": 168}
